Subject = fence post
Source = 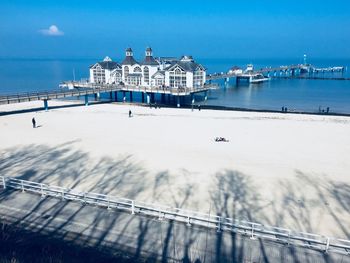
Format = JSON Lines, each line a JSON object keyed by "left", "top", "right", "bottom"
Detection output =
{"left": 107, "top": 196, "right": 111, "bottom": 210}
{"left": 217, "top": 216, "right": 221, "bottom": 232}
{"left": 250, "top": 224, "right": 255, "bottom": 239}
{"left": 187, "top": 216, "right": 191, "bottom": 226}
{"left": 131, "top": 200, "right": 135, "bottom": 215}
{"left": 158, "top": 209, "right": 163, "bottom": 220}
{"left": 41, "top": 184, "right": 44, "bottom": 198}
{"left": 287, "top": 229, "right": 291, "bottom": 245}
{"left": 325, "top": 237, "right": 330, "bottom": 253}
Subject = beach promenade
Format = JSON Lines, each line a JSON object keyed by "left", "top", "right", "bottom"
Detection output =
{"left": 0, "top": 101, "right": 350, "bottom": 248}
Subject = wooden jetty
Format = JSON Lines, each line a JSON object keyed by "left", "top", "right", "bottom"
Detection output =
{"left": 0, "top": 82, "right": 218, "bottom": 109}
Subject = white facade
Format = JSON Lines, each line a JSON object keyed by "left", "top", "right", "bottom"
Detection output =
{"left": 90, "top": 49, "right": 206, "bottom": 89}
{"left": 90, "top": 56, "right": 122, "bottom": 84}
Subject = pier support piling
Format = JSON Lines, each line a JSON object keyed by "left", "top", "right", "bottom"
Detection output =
{"left": 177, "top": 96, "right": 181, "bottom": 108}
{"left": 204, "top": 91, "right": 208, "bottom": 102}
{"left": 130, "top": 91, "right": 133, "bottom": 102}
{"left": 123, "top": 91, "right": 126, "bottom": 102}
{"left": 109, "top": 91, "right": 113, "bottom": 100}
{"left": 191, "top": 93, "right": 195, "bottom": 111}
{"left": 43, "top": 99, "right": 48, "bottom": 111}
{"left": 85, "top": 95, "right": 89, "bottom": 106}
{"left": 141, "top": 93, "right": 145, "bottom": 103}
{"left": 146, "top": 94, "right": 150, "bottom": 104}
{"left": 114, "top": 91, "right": 118, "bottom": 102}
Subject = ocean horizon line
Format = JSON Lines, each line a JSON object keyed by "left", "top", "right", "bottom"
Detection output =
{"left": 0, "top": 56, "right": 349, "bottom": 62}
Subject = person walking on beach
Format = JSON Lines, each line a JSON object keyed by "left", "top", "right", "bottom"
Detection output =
{"left": 32, "top": 117, "right": 36, "bottom": 128}
{"left": 129, "top": 110, "right": 132, "bottom": 118}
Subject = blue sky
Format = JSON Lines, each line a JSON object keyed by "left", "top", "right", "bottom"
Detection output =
{"left": 1, "top": 0, "right": 350, "bottom": 59}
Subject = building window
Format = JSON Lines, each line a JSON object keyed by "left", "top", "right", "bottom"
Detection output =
{"left": 169, "top": 67, "right": 186, "bottom": 88}
{"left": 193, "top": 70, "right": 203, "bottom": 87}
{"left": 93, "top": 66, "right": 105, "bottom": 83}
{"left": 144, "top": 66, "right": 149, "bottom": 84}
{"left": 155, "top": 78, "right": 164, "bottom": 86}
{"left": 134, "top": 66, "right": 142, "bottom": 73}
{"left": 126, "top": 76, "right": 141, "bottom": 86}
{"left": 124, "top": 66, "right": 129, "bottom": 81}
{"left": 111, "top": 72, "right": 122, "bottom": 83}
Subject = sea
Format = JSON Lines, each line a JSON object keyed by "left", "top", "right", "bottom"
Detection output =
{"left": 0, "top": 58, "right": 349, "bottom": 114}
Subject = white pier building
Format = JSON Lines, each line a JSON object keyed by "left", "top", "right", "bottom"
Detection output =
{"left": 89, "top": 47, "right": 206, "bottom": 89}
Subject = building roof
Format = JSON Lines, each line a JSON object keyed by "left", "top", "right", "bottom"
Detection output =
{"left": 157, "top": 57, "right": 178, "bottom": 63}
{"left": 230, "top": 66, "right": 241, "bottom": 70}
{"left": 121, "top": 56, "right": 139, "bottom": 66}
{"left": 141, "top": 56, "right": 159, "bottom": 66}
{"left": 90, "top": 61, "right": 121, "bottom": 70}
{"left": 151, "top": 70, "right": 165, "bottom": 78}
{"left": 164, "top": 60, "right": 205, "bottom": 72}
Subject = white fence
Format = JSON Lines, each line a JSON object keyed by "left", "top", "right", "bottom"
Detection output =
{"left": 0, "top": 176, "right": 349, "bottom": 255}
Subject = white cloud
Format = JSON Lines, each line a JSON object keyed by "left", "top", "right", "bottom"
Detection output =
{"left": 39, "top": 25, "right": 64, "bottom": 36}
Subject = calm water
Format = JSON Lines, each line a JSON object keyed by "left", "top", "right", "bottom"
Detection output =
{"left": 0, "top": 58, "right": 349, "bottom": 113}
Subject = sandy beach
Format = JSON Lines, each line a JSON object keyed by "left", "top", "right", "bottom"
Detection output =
{"left": 1, "top": 100, "right": 349, "bottom": 239}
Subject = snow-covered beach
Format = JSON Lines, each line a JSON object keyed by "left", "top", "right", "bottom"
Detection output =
{"left": 1, "top": 100, "right": 349, "bottom": 239}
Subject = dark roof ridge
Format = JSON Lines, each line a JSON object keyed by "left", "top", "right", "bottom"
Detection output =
{"left": 141, "top": 55, "right": 159, "bottom": 66}
{"left": 121, "top": 56, "right": 139, "bottom": 66}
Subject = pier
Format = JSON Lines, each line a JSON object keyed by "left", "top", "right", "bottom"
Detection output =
{"left": 0, "top": 82, "right": 217, "bottom": 109}
{"left": 206, "top": 65, "right": 306, "bottom": 82}
{"left": 206, "top": 64, "right": 346, "bottom": 83}
{"left": 271, "top": 76, "right": 350, "bottom": 81}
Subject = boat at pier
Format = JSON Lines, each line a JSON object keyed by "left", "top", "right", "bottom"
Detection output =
{"left": 250, "top": 73, "right": 270, "bottom": 83}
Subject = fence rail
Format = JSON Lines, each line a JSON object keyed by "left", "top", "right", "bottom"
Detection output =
{"left": 0, "top": 176, "right": 349, "bottom": 255}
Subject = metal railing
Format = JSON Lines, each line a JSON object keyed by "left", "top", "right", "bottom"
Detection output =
{"left": 0, "top": 176, "right": 349, "bottom": 255}
{"left": 68, "top": 81, "right": 217, "bottom": 96}
{"left": 0, "top": 87, "right": 120, "bottom": 105}
{"left": 0, "top": 83, "right": 218, "bottom": 105}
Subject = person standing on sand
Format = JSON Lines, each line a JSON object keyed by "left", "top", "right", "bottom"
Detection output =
{"left": 32, "top": 117, "right": 36, "bottom": 128}
{"left": 129, "top": 110, "right": 132, "bottom": 118}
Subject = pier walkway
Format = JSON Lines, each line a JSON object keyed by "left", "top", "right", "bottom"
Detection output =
{"left": 206, "top": 65, "right": 305, "bottom": 81}
{"left": 0, "top": 82, "right": 217, "bottom": 109}
{"left": 271, "top": 76, "right": 350, "bottom": 81}
{"left": 206, "top": 64, "right": 345, "bottom": 82}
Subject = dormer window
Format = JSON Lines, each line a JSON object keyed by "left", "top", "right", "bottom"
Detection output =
{"left": 145, "top": 47, "right": 152, "bottom": 57}
{"left": 126, "top": 47, "right": 133, "bottom": 57}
